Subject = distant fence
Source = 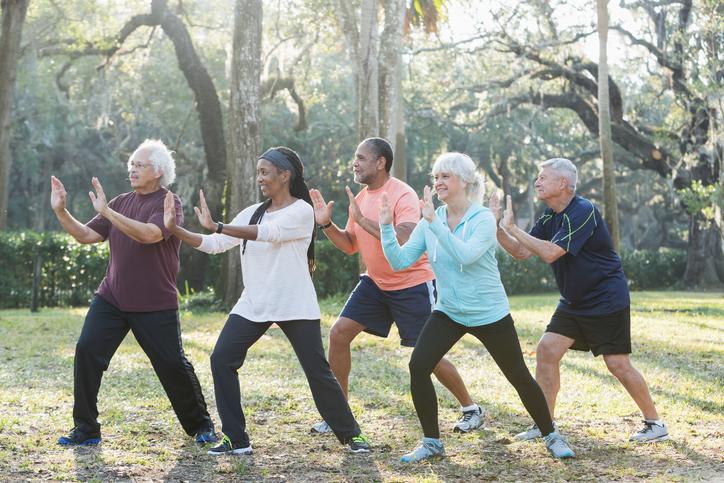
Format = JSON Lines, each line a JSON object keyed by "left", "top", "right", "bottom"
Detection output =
{"left": 0, "top": 231, "right": 687, "bottom": 309}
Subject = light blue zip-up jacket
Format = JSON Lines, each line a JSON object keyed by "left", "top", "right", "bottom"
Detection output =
{"left": 380, "top": 203, "right": 510, "bottom": 327}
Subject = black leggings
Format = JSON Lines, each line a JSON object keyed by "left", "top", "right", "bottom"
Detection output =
{"left": 210, "top": 315, "right": 361, "bottom": 446}
{"left": 410, "top": 311, "right": 554, "bottom": 438}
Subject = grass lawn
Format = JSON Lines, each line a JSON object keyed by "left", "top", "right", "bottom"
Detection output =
{"left": 0, "top": 291, "right": 722, "bottom": 481}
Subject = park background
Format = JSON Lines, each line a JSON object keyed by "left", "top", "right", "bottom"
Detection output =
{"left": 0, "top": 0, "right": 721, "bottom": 481}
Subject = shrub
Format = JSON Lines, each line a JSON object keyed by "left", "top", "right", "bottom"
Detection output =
{"left": 0, "top": 231, "right": 688, "bottom": 309}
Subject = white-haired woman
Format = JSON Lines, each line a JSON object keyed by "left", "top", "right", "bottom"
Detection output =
{"left": 378, "top": 152, "right": 574, "bottom": 461}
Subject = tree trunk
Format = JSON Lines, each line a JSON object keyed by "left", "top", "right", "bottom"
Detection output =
{"left": 223, "top": 0, "right": 262, "bottom": 307}
{"left": 597, "top": 0, "right": 620, "bottom": 250}
{"left": 357, "top": 0, "right": 380, "bottom": 138}
{"left": 684, "top": 214, "right": 724, "bottom": 287}
{"left": 379, "top": 0, "right": 404, "bottom": 142}
{"left": 0, "top": 0, "right": 29, "bottom": 229}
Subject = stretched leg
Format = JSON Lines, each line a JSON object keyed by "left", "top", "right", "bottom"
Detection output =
{"left": 73, "top": 296, "right": 129, "bottom": 435}
{"left": 279, "top": 320, "right": 360, "bottom": 444}
{"left": 603, "top": 354, "right": 659, "bottom": 420}
{"left": 535, "top": 332, "right": 574, "bottom": 419}
{"left": 473, "top": 315, "right": 554, "bottom": 436}
{"left": 209, "top": 315, "right": 270, "bottom": 445}
{"left": 409, "top": 312, "right": 465, "bottom": 439}
{"left": 129, "top": 309, "right": 214, "bottom": 436}
{"left": 327, "top": 316, "right": 365, "bottom": 398}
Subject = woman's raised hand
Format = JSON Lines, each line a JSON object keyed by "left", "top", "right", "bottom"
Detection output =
{"left": 194, "top": 189, "right": 216, "bottom": 232}
{"left": 379, "top": 192, "right": 393, "bottom": 225}
{"left": 420, "top": 185, "right": 435, "bottom": 222}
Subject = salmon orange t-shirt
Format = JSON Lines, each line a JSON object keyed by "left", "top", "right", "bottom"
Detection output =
{"left": 345, "top": 177, "right": 434, "bottom": 290}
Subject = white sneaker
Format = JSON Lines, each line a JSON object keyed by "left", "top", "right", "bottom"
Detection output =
{"left": 629, "top": 420, "right": 669, "bottom": 442}
{"left": 311, "top": 420, "right": 332, "bottom": 434}
{"left": 453, "top": 406, "right": 484, "bottom": 433}
{"left": 514, "top": 421, "right": 558, "bottom": 441}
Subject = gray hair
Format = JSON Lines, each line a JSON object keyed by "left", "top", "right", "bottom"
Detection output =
{"left": 431, "top": 152, "right": 485, "bottom": 203}
{"left": 539, "top": 157, "right": 577, "bottom": 191}
{"left": 128, "top": 139, "right": 177, "bottom": 186}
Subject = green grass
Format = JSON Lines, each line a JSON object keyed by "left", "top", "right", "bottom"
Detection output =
{"left": 0, "top": 292, "right": 722, "bottom": 481}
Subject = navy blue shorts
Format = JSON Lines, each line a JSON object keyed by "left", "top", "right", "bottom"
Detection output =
{"left": 546, "top": 307, "right": 632, "bottom": 357}
{"left": 340, "top": 275, "right": 436, "bottom": 347}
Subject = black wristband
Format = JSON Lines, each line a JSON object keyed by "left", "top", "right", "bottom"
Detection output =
{"left": 317, "top": 221, "right": 333, "bottom": 230}
{"left": 215, "top": 222, "right": 224, "bottom": 234}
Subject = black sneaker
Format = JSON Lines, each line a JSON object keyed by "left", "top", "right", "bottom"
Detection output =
{"left": 348, "top": 434, "right": 371, "bottom": 453}
{"left": 207, "top": 435, "right": 252, "bottom": 455}
{"left": 58, "top": 427, "right": 101, "bottom": 446}
{"left": 195, "top": 428, "right": 219, "bottom": 444}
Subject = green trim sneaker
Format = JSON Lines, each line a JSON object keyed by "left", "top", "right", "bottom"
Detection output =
{"left": 348, "top": 434, "right": 371, "bottom": 453}
{"left": 453, "top": 406, "right": 484, "bottom": 433}
{"left": 311, "top": 420, "right": 332, "bottom": 434}
{"left": 544, "top": 432, "right": 575, "bottom": 459}
{"left": 400, "top": 437, "right": 445, "bottom": 463}
{"left": 629, "top": 420, "right": 669, "bottom": 443}
{"left": 207, "top": 435, "right": 252, "bottom": 455}
{"left": 57, "top": 427, "right": 101, "bottom": 446}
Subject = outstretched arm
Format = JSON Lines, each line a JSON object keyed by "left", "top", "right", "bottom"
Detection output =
{"left": 310, "top": 188, "right": 357, "bottom": 254}
{"left": 90, "top": 177, "right": 163, "bottom": 244}
{"left": 489, "top": 191, "right": 532, "bottom": 259}
{"left": 500, "top": 194, "right": 565, "bottom": 263}
{"left": 379, "top": 193, "right": 427, "bottom": 271}
{"left": 50, "top": 176, "right": 103, "bottom": 244}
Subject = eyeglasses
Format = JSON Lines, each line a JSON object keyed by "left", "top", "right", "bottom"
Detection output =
{"left": 129, "top": 161, "right": 153, "bottom": 170}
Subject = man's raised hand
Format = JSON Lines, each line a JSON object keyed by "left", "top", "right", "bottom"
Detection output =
{"left": 310, "top": 189, "right": 333, "bottom": 226}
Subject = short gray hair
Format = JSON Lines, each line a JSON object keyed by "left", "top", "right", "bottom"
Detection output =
{"left": 128, "top": 139, "right": 177, "bottom": 186}
{"left": 539, "top": 157, "right": 577, "bottom": 191}
{"left": 431, "top": 152, "right": 485, "bottom": 202}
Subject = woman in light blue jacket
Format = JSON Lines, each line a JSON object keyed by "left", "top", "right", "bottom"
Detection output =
{"left": 379, "top": 152, "right": 574, "bottom": 462}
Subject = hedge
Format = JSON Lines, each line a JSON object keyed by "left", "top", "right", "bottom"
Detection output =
{"left": 0, "top": 231, "right": 686, "bottom": 309}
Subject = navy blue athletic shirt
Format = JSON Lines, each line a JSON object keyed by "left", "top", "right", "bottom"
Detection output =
{"left": 529, "top": 195, "right": 629, "bottom": 315}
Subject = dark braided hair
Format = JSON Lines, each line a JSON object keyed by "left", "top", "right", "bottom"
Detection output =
{"left": 242, "top": 147, "right": 316, "bottom": 272}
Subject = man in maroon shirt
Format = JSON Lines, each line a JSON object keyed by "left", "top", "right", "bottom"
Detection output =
{"left": 50, "top": 139, "right": 217, "bottom": 446}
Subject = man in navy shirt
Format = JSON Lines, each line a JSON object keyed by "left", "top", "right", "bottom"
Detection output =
{"left": 491, "top": 158, "right": 668, "bottom": 443}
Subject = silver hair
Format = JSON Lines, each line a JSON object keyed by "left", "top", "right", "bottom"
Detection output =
{"left": 539, "top": 157, "right": 577, "bottom": 191}
{"left": 128, "top": 139, "right": 177, "bottom": 186}
{"left": 431, "top": 152, "right": 485, "bottom": 203}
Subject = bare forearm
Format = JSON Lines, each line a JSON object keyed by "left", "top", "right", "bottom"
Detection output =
{"left": 218, "top": 224, "right": 258, "bottom": 240}
{"left": 496, "top": 226, "right": 531, "bottom": 259}
{"left": 54, "top": 209, "right": 97, "bottom": 244}
{"left": 102, "top": 207, "right": 162, "bottom": 244}
{"left": 168, "top": 225, "right": 203, "bottom": 248}
{"left": 355, "top": 216, "right": 380, "bottom": 240}
{"left": 322, "top": 223, "right": 356, "bottom": 254}
{"left": 506, "top": 224, "right": 563, "bottom": 263}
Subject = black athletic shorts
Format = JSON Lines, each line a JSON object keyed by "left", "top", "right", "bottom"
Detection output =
{"left": 545, "top": 306, "right": 631, "bottom": 356}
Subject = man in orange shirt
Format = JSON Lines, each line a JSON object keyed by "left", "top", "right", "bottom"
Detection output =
{"left": 309, "top": 137, "right": 481, "bottom": 434}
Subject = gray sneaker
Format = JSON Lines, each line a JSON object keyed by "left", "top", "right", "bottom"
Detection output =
{"left": 311, "top": 420, "right": 331, "bottom": 434}
{"left": 453, "top": 406, "right": 484, "bottom": 433}
{"left": 514, "top": 421, "right": 558, "bottom": 441}
{"left": 629, "top": 420, "right": 669, "bottom": 443}
{"left": 400, "top": 437, "right": 445, "bottom": 463}
{"left": 544, "top": 432, "right": 575, "bottom": 459}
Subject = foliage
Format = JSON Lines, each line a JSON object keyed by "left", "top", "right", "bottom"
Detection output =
{"left": 677, "top": 180, "right": 722, "bottom": 221}
{"left": 0, "top": 231, "right": 108, "bottom": 308}
{"left": 1, "top": 292, "right": 721, "bottom": 480}
{"left": 0, "top": 231, "right": 688, "bottom": 309}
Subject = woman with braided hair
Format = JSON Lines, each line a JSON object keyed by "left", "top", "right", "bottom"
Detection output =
{"left": 163, "top": 147, "right": 371, "bottom": 455}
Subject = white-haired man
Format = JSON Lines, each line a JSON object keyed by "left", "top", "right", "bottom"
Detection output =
{"left": 51, "top": 139, "right": 217, "bottom": 446}
{"left": 490, "top": 158, "right": 668, "bottom": 443}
